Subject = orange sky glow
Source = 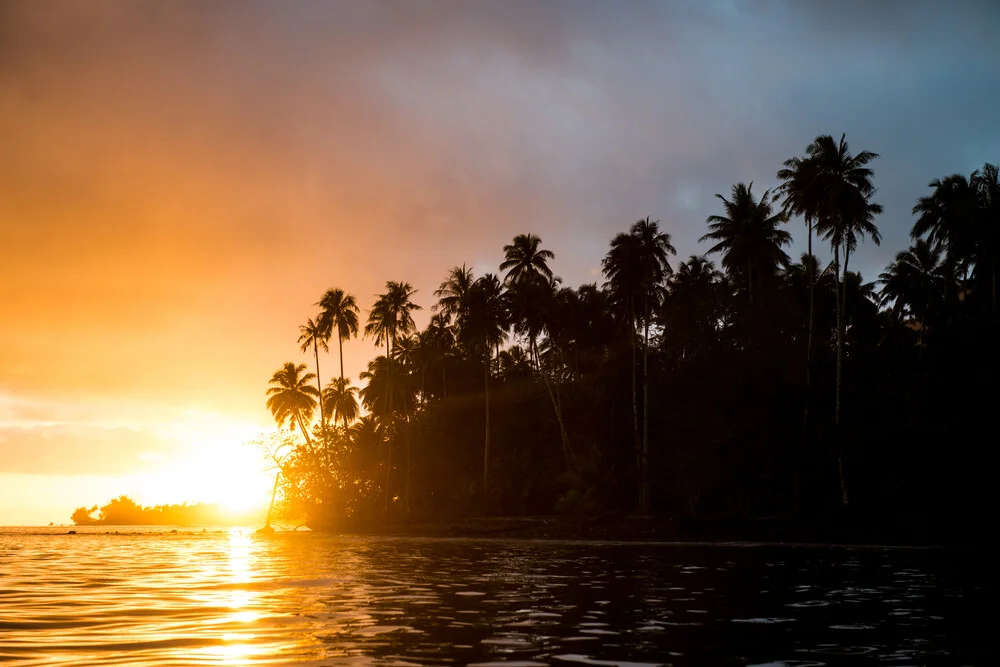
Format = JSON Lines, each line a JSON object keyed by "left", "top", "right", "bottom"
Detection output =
{"left": 2, "top": 2, "right": 997, "bottom": 523}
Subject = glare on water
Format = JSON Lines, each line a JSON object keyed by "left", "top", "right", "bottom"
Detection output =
{"left": 0, "top": 528, "right": 985, "bottom": 666}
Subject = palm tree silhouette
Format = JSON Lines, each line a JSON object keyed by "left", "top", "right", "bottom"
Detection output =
{"left": 972, "top": 163, "right": 1000, "bottom": 313}
{"left": 318, "top": 288, "right": 360, "bottom": 412}
{"left": 701, "top": 182, "right": 791, "bottom": 303}
{"left": 297, "top": 317, "right": 329, "bottom": 432}
{"left": 434, "top": 265, "right": 476, "bottom": 321}
{"left": 266, "top": 362, "right": 319, "bottom": 446}
{"left": 602, "top": 217, "right": 675, "bottom": 514}
{"left": 458, "top": 273, "right": 508, "bottom": 507}
{"left": 912, "top": 173, "right": 979, "bottom": 309}
{"left": 802, "top": 133, "right": 881, "bottom": 506}
{"left": 364, "top": 281, "right": 420, "bottom": 514}
{"left": 878, "top": 239, "right": 945, "bottom": 335}
{"left": 500, "top": 233, "right": 556, "bottom": 285}
{"left": 323, "top": 377, "right": 360, "bottom": 428}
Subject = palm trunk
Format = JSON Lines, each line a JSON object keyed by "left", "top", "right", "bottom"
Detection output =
{"left": 312, "top": 339, "right": 331, "bottom": 475}
{"left": 313, "top": 340, "right": 325, "bottom": 427}
{"left": 836, "top": 242, "right": 850, "bottom": 508}
{"left": 483, "top": 355, "right": 491, "bottom": 510}
{"left": 264, "top": 472, "right": 280, "bottom": 529}
{"left": 641, "top": 301, "right": 650, "bottom": 516}
{"left": 805, "top": 221, "right": 815, "bottom": 425}
{"left": 629, "top": 300, "right": 640, "bottom": 512}
{"left": 404, "top": 394, "right": 411, "bottom": 516}
{"left": 535, "top": 340, "right": 573, "bottom": 471}
{"left": 383, "top": 337, "right": 392, "bottom": 516}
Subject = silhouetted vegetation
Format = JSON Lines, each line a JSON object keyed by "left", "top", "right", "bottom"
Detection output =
{"left": 71, "top": 495, "right": 258, "bottom": 526}
{"left": 260, "top": 136, "right": 997, "bottom": 544}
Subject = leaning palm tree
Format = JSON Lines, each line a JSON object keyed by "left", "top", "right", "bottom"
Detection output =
{"left": 297, "top": 318, "right": 329, "bottom": 429}
{"left": 317, "top": 288, "right": 360, "bottom": 399}
{"left": 602, "top": 217, "right": 675, "bottom": 515}
{"left": 701, "top": 182, "right": 791, "bottom": 303}
{"left": 322, "top": 377, "right": 360, "bottom": 429}
{"left": 265, "top": 362, "right": 318, "bottom": 446}
{"left": 500, "top": 233, "right": 556, "bottom": 286}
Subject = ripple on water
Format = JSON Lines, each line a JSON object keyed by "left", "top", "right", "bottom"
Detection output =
{"left": 0, "top": 530, "right": 980, "bottom": 665}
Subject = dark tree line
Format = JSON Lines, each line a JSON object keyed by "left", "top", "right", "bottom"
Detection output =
{"left": 261, "top": 135, "right": 997, "bottom": 541}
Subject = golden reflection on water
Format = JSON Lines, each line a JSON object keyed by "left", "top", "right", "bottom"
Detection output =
{"left": 0, "top": 528, "right": 968, "bottom": 666}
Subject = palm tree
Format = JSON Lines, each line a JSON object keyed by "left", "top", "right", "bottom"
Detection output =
{"left": 318, "top": 288, "right": 360, "bottom": 402}
{"left": 323, "top": 377, "right": 360, "bottom": 428}
{"left": 364, "top": 281, "right": 420, "bottom": 514}
{"left": 265, "top": 362, "right": 318, "bottom": 446}
{"left": 701, "top": 182, "right": 791, "bottom": 302}
{"left": 823, "top": 188, "right": 882, "bottom": 437}
{"left": 782, "top": 135, "right": 879, "bottom": 443}
{"left": 972, "top": 163, "right": 1000, "bottom": 314}
{"left": 500, "top": 233, "right": 556, "bottom": 286}
{"left": 297, "top": 317, "right": 329, "bottom": 430}
{"left": 778, "top": 152, "right": 823, "bottom": 425}
{"left": 434, "top": 265, "right": 476, "bottom": 321}
{"left": 423, "top": 313, "right": 456, "bottom": 400}
{"left": 800, "top": 133, "right": 880, "bottom": 507}
{"left": 878, "top": 239, "right": 946, "bottom": 330}
{"left": 602, "top": 217, "right": 675, "bottom": 514}
{"left": 458, "top": 273, "right": 508, "bottom": 506}
{"left": 912, "top": 174, "right": 980, "bottom": 311}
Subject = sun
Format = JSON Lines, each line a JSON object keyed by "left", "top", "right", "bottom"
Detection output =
{"left": 131, "top": 415, "right": 273, "bottom": 519}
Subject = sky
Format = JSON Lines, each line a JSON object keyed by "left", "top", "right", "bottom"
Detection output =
{"left": 1, "top": 0, "right": 998, "bottom": 524}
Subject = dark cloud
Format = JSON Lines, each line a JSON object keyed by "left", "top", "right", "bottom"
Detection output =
{"left": 1, "top": 0, "right": 998, "bottom": 417}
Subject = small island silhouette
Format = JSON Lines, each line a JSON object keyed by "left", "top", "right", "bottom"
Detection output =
{"left": 71, "top": 495, "right": 260, "bottom": 527}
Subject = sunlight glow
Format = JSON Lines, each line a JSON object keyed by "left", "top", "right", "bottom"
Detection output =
{"left": 130, "top": 415, "right": 272, "bottom": 514}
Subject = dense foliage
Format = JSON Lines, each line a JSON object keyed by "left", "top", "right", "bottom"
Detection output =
{"left": 262, "top": 136, "right": 997, "bottom": 542}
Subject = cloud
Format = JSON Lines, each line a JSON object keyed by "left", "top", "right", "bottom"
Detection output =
{"left": 0, "top": 0, "right": 998, "bottom": 420}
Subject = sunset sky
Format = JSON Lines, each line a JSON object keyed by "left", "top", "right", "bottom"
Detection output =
{"left": 2, "top": 1, "right": 998, "bottom": 524}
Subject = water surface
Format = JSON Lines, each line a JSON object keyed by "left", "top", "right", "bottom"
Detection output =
{"left": 0, "top": 528, "right": 986, "bottom": 665}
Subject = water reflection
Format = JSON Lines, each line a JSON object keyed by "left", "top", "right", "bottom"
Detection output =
{"left": 0, "top": 530, "right": 986, "bottom": 665}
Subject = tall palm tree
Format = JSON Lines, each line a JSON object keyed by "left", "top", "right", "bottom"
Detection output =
{"left": 602, "top": 217, "right": 675, "bottom": 514}
{"left": 364, "top": 281, "right": 420, "bottom": 514}
{"left": 458, "top": 273, "right": 508, "bottom": 506}
{"left": 424, "top": 313, "right": 456, "bottom": 400}
{"left": 297, "top": 318, "right": 329, "bottom": 430}
{"left": 972, "top": 163, "right": 1000, "bottom": 313}
{"left": 701, "top": 182, "right": 791, "bottom": 302}
{"left": 501, "top": 234, "right": 556, "bottom": 368}
{"left": 878, "top": 239, "right": 946, "bottom": 333}
{"left": 318, "top": 288, "right": 360, "bottom": 400}
{"left": 323, "top": 377, "right": 360, "bottom": 428}
{"left": 265, "top": 362, "right": 318, "bottom": 446}
{"left": 802, "top": 133, "right": 880, "bottom": 507}
{"left": 500, "top": 233, "right": 556, "bottom": 286}
{"left": 778, "top": 152, "right": 823, "bottom": 425}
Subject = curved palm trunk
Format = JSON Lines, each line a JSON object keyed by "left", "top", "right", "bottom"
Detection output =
{"left": 295, "top": 412, "right": 313, "bottom": 447}
{"left": 263, "top": 472, "right": 280, "bottom": 529}
{"left": 535, "top": 340, "right": 573, "bottom": 471}
{"left": 311, "top": 340, "right": 331, "bottom": 476}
